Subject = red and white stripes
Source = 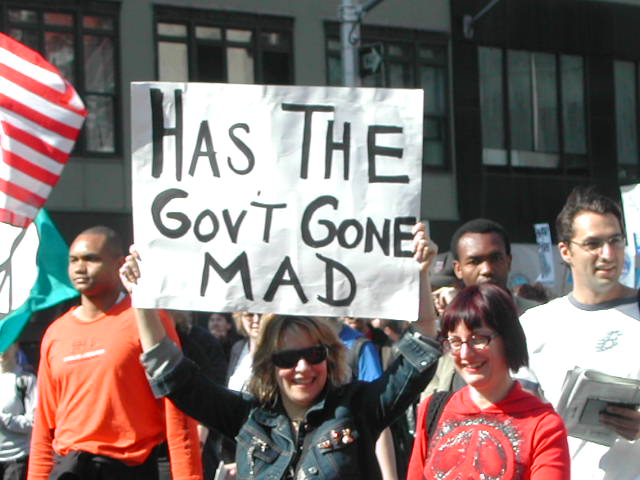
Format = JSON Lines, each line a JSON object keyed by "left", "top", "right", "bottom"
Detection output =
{"left": 0, "top": 33, "right": 86, "bottom": 227}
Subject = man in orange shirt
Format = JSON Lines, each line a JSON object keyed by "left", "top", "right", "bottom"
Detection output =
{"left": 28, "top": 226, "right": 202, "bottom": 480}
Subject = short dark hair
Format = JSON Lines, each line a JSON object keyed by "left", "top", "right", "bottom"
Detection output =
{"left": 439, "top": 283, "right": 528, "bottom": 370}
{"left": 377, "top": 319, "right": 408, "bottom": 336}
{"left": 209, "top": 312, "right": 233, "bottom": 325}
{"left": 77, "top": 225, "right": 124, "bottom": 258}
{"left": 450, "top": 218, "right": 511, "bottom": 260}
{"left": 556, "top": 186, "right": 624, "bottom": 244}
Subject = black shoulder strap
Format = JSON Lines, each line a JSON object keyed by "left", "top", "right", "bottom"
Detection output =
{"left": 426, "top": 391, "right": 453, "bottom": 443}
{"left": 15, "top": 374, "right": 28, "bottom": 412}
{"left": 347, "top": 336, "right": 369, "bottom": 379}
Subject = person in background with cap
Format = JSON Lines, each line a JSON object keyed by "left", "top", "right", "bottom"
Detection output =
{"left": 429, "top": 251, "right": 463, "bottom": 317}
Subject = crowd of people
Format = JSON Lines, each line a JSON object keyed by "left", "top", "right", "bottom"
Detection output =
{"left": 0, "top": 186, "right": 638, "bottom": 480}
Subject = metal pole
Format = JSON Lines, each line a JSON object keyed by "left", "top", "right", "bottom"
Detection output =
{"left": 361, "top": 0, "right": 385, "bottom": 14}
{"left": 339, "top": 0, "right": 360, "bottom": 87}
{"left": 463, "top": 0, "right": 501, "bottom": 39}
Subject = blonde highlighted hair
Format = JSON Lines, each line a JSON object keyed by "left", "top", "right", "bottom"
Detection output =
{"left": 248, "top": 314, "right": 349, "bottom": 406}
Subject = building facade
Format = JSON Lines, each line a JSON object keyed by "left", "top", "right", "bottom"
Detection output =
{"left": 452, "top": 0, "right": 640, "bottom": 240}
{"left": 2, "top": 0, "right": 640, "bottom": 247}
{"left": 0, "top": 0, "right": 456, "bottom": 247}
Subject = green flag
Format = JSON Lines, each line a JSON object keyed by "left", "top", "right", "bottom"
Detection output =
{"left": 0, "top": 209, "right": 78, "bottom": 352}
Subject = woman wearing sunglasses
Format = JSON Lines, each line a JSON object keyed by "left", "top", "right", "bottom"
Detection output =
{"left": 119, "top": 226, "right": 442, "bottom": 480}
{"left": 406, "top": 283, "right": 570, "bottom": 480}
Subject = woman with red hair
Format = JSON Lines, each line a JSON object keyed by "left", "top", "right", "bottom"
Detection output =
{"left": 407, "top": 283, "right": 570, "bottom": 479}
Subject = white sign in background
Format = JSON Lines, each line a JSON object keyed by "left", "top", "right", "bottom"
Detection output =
{"left": 533, "top": 223, "right": 556, "bottom": 286}
{"left": 620, "top": 183, "right": 640, "bottom": 288}
{"left": 130, "top": 83, "right": 424, "bottom": 320}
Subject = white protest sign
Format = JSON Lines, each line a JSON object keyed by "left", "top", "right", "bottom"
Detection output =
{"left": 533, "top": 223, "right": 555, "bottom": 285}
{"left": 130, "top": 83, "right": 423, "bottom": 320}
{"left": 0, "top": 221, "right": 38, "bottom": 315}
{"left": 620, "top": 184, "right": 640, "bottom": 288}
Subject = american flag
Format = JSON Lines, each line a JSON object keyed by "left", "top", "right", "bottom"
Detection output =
{"left": 0, "top": 33, "right": 86, "bottom": 228}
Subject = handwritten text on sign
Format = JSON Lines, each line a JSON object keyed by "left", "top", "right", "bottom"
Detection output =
{"left": 130, "top": 83, "right": 424, "bottom": 320}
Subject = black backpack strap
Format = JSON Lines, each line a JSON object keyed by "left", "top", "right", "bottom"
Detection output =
{"left": 426, "top": 391, "right": 453, "bottom": 443}
{"left": 15, "top": 374, "right": 28, "bottom": 412}
{"left": 347, "top": 336, "right": 369, "bottom": 380}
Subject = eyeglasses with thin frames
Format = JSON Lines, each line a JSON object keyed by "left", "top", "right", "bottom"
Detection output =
{"left": 442, "top": 333, "right": 499, "bottom": 353}
{"left": 569, "top": 234, "right": 625, "bottom": 254}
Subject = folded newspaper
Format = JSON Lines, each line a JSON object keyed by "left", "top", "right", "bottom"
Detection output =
{"left": 556, "top": 368, "right": 640, "bottom": 446}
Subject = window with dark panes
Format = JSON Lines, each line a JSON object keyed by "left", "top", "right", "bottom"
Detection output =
{"left": 614, "top": 60, "right": 640, "bottom": 182}
{"left": 479, "top": 47, "right": 586, "bottom": 171}
{"left": 325, "top": 24, "right": 450, "bottom": 170}
{"left": 2, "top": 4, "right": 120, "bottom": 155}
{"left": 155, "top": 7, "right": 293, "bottom": 86}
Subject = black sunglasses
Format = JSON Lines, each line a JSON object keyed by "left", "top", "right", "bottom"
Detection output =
{"left": 271, "top": 345, "right": 328, "bottom": 369}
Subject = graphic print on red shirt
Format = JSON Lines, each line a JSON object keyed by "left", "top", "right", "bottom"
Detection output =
{"left": 406, "top": 383, "right": 570, "bottom": 480}
{"left": 427, "top": 415, "right": 523, "bottom": 478}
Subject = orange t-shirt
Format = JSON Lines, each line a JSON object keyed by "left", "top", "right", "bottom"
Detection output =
{"left": 28, "top": 298, "right": 202, "bottom": 480}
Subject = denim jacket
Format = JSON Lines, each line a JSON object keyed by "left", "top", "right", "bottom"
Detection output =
{"left": 142, "top": 329, "right": 441, "bottom": 480}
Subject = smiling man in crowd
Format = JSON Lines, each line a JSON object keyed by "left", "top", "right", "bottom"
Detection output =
{"left": 518, "top": 187, "right": 640, "bottom": 479}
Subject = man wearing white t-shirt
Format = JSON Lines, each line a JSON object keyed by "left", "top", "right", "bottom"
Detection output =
{"left": 520, "top": 187, "right": 640, "bottom": 479}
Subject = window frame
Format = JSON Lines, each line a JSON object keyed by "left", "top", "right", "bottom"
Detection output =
{"left": 0, "top": 0, "right": 122, "bottom": 158}
{"left": 154, "top": 6, "right": 294, "bottom": 85}
{"left": 614, "top": 59, "right": 640, "bottom": 183}
{"left": 324, "top": 22, "right": 451, "bottom": 172}
{"left": 479, "top": 45, "right": 589, "bottom": 175}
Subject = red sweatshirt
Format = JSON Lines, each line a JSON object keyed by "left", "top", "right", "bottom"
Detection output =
{"left": 407, "top": 383, "right": 570, "bottom": 480}
{"left": 28, "top": 298, "right": 202, "bottom": 480}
